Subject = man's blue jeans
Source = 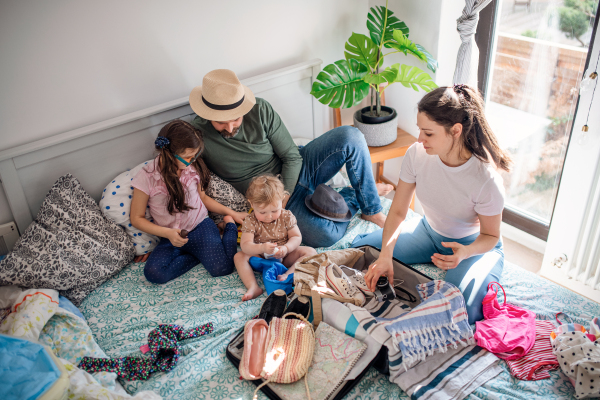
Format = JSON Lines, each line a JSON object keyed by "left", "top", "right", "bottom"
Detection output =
{"left": 351, "top": 215, "right": 504, "bottom": 324}
{"left": 286, "top": 126, "right": 382, "bottom": 248}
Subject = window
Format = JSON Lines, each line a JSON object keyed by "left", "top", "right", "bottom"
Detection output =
{"left": 477, "top": 0, "right": 598, "bottom": 240}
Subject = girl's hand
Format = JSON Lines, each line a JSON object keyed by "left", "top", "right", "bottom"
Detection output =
{"left": 364, "top": 257, "right": 394, "bottom": 292}
{"left": 432, "top": 242, "right": 469, "bottom": 270}
{"left": 274, "top": 245, "right": 288, "bottom": 259}
{"left": 134, "top": 253, "right": 151, "bottom": 263}
{"left": 262, "top": 242, "right": 278, "bottom": 255}
{"left": 231, "top": 211, "right": 248, "bottom": 225}
{"left": 167, "top": 229, "right": 188, "bottom": 247}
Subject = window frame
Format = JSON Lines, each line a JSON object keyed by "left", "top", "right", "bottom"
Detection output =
{"left": 475, "top": 0, "right": 599, "bottom": 241}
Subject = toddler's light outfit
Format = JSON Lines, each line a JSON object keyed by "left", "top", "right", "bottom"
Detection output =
{"left": 241, "top": 210, "right": 298, "bottom": 248}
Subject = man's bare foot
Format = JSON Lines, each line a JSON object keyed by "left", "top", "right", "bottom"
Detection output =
{"left": 376, "top": 183, "right": 394, "bottom": 196}
{"left": 361, "top": 212, "right": 386, "bottom": 228}
{"left": 242, "top": 285, "right": 263, "bottom": 301}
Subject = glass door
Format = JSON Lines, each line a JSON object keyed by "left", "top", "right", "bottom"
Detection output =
{"left": 483, "top": 0, "right": 598, "bottom": 239}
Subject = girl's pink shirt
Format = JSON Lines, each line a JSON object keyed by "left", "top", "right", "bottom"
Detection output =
{"left": 131, "top": 157, "right": 208, "bottom": 232}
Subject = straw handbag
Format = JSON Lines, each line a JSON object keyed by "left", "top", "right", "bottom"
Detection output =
{"left": 242, "top": 312, "right": 316, "bottom": 400}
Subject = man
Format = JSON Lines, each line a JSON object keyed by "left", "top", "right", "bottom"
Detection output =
{"left": 189, "top": 69, "right": 390, "bottom": 248}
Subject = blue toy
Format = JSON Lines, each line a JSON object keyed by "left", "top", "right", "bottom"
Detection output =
{"left": 248, "top": 257, "right": 294, "bottom": 295}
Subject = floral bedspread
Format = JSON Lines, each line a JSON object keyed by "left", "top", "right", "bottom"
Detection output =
{"left": 78, "top": 197, "right": 600, "bottom": 399}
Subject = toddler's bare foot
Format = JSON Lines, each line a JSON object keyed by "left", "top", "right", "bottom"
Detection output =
{"left": 376, "top": 183, "right": 394, "bottom": 196}
{"left": 277, "top": 273, "right": 289, "bottom": 282}
{"left": 242, "top": 285, "right": 263, "bottom": 301}
{"left": 223, "top": 215, "right": 235, "bottom": 224}
{"left": 361, "top": 212, "right": 386, "bottom": 228}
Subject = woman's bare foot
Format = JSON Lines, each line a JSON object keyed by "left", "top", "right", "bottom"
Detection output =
{"left": 361, "top": 212, "right": 386, "bottom": 228}
{"left": 376, "top": 183, "right": 394, "bottom": 196}
{"left": 242, "top": 285, "right": 263, "bottom": 301}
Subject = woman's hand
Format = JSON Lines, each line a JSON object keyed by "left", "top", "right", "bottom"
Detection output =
{"left": 431, "top": 242, "right": 469, "bottom": 270}
{"left": 134, "top": 253, "right": 151, "bottom": 263}
{"left": 231, "top": 211, "right": 248, "bottom": 225}
{"left": 364, "top": 257, "right": 394, "bottom": 292}
{"left": 167, "top": 229, "right": 188, "bottom": 247}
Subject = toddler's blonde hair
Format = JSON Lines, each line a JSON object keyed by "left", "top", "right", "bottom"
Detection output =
{"left": 246, "top": 175, "right": 289, "bottom": 206}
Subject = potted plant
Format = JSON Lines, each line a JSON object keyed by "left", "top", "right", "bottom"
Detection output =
{"left": 310, "top": 1, "right": 438, "bottom": 147}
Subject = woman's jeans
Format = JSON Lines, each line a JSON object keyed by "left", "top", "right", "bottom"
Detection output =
{"left": 286, "top": 126, "right": 382, "bottom": 248}
{"left": 144, "top": 218, "right": 238, "bottom": 284}
{"left": 351, "top": 215, "right": 504, "bottom": 324}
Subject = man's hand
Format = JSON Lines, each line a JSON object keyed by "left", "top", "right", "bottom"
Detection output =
{"left": 431, "top": 242, "right": 469, "bottom": 270}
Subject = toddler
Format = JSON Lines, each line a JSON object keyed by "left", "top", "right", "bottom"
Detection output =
{"left": 235, "top": 175, "right": 316, "bottom": 301}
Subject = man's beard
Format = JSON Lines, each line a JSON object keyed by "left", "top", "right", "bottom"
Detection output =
{"left": 218, "top": 125, "right": 241, "bottom": 138}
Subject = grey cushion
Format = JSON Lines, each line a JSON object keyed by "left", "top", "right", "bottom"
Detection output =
{"left": 0, "top": 174, "right": 135, "bottom": 305}
{"left": 205, "top": 172, "right": 250, "bottom": 225}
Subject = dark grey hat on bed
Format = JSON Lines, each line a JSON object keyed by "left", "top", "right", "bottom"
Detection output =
{"left": 305, "top": 184, "right": 352, "bottom": 222}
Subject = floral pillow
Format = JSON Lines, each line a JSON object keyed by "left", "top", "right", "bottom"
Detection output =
{"left": 0, "top": 174, "right": 135, "bottom": 305}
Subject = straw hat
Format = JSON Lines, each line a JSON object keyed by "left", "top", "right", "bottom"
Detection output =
{"left": 189, "top": 69, "right": 256, "bottom": 121}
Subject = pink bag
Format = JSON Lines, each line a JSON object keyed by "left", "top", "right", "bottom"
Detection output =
{"left": 473, "top": 282, "right": 536, "bottom": 360}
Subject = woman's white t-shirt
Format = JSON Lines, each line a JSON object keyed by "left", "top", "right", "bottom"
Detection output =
{"left": 399, "top": 143, "right": 505, "bottom": 239}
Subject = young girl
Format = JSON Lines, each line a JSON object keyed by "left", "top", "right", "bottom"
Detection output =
{"left": 352, "top": 84, "right": 512, "bottom": 324}
{"left": 235, "top": 175, "right": 317, "bottom": 301}
{"left": 131, "top": 120, "right": 248, "bottom": 284}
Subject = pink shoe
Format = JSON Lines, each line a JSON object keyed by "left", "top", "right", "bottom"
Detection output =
{"left": 239, "top": 319, "right": 269, "bottom": 380}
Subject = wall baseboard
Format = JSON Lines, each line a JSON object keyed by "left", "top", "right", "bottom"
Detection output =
{"left": 501, "top": 222, "right": 546, "bottom": 255}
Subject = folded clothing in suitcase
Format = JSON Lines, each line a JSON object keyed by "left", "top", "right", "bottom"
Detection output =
{"left": 226, "top": 245, "right": 433, "bottom": 400}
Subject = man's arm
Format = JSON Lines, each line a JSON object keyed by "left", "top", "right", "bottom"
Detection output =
{"left": 262, "top": 101, "right": 303, "bottom": 195}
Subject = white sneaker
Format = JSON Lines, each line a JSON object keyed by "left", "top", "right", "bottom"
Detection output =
{"left": 326, "top": 264, "right": 366, "bottom": 306}
{"left": 340, "top": 265, "right": 372, "bottom": 294}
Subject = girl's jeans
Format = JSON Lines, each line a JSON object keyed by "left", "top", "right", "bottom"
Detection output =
{"left": 144, "top": 218, "right": 237, "bottom": 284}
{"left": 352, "top": 215, "right": 504, "bottom": 324}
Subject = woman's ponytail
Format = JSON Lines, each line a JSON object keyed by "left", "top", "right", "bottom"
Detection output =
{"left": 418, "top": 85, "right": 512, "bottom": 172}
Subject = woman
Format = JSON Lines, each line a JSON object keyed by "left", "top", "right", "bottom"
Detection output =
{"left": 353, "top": 84, "right": 511, "bottom": 324}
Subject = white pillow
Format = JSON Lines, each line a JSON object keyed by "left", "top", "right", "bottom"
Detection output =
{"left": 99, "top": 160, "right": 159, "bottom": 256}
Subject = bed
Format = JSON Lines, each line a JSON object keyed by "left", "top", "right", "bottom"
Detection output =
{"left": 1, "top": 59, "right": 598, "bottom": 399}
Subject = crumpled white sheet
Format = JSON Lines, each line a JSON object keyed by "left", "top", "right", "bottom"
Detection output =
{"left": 0, "top": 286, "right": 161, "bottom": 399}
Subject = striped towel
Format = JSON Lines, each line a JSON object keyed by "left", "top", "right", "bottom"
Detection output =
{"left": 505, "top": 319, "right": 559, "bottom": 380}
{"left": 385, "top": 280, "right": 474, "bottom": 370}
{"left": 347, "top": 291, "right": 501, "bottom": 400}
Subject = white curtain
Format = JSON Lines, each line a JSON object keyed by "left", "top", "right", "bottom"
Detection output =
{"left": 453, "top": 0, "right": 494, "bottom": 86}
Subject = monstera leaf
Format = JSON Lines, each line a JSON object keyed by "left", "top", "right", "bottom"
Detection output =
{"left": 388, "top": 31, "right": 427, "bottom": 62}
{"left": 310, "top": 59, "right": 370, "bottom": 108}
{"left": 367, "top": 6, "right": 409, "bottom": 48}
{"left": 344, "top": 33, "right": 379, "bottom": 69}
{"left": 415, "top": 44, "right": 438, "bottom": 73}
{"left": 389, "top": 63, "right": 437, "bottom": 92}
{"left": 364, "top": 68, "right": 398, "bottom": 86}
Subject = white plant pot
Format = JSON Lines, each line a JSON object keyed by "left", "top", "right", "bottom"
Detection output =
{"left": 353, "top": 108, "right": 398, "bottom": 147}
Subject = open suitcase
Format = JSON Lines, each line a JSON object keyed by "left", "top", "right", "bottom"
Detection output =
{"left": 225, "top": 245, "right": 433, "bottom": 400}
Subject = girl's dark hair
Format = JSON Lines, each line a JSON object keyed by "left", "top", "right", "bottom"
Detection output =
{"left": 154, "top": 120, "right": 211, "bottom": 214}
{"left": 417, "top": 85, "right": 512, "bottom": 172}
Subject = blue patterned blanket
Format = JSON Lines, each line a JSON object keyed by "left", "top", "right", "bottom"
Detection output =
{"left": 78, "top": 198, "right": 600, "bottom": 399}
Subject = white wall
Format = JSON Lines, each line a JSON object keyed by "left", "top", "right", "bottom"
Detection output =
{"left": 0, "top": 0, "right": 369, "bottom": 225}
{"left": 367, "top": 0, "right": 464, "bottom": 193}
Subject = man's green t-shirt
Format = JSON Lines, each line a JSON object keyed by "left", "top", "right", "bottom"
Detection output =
{"left": 190, "top": 98, "right": 303, "bottom": 196}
